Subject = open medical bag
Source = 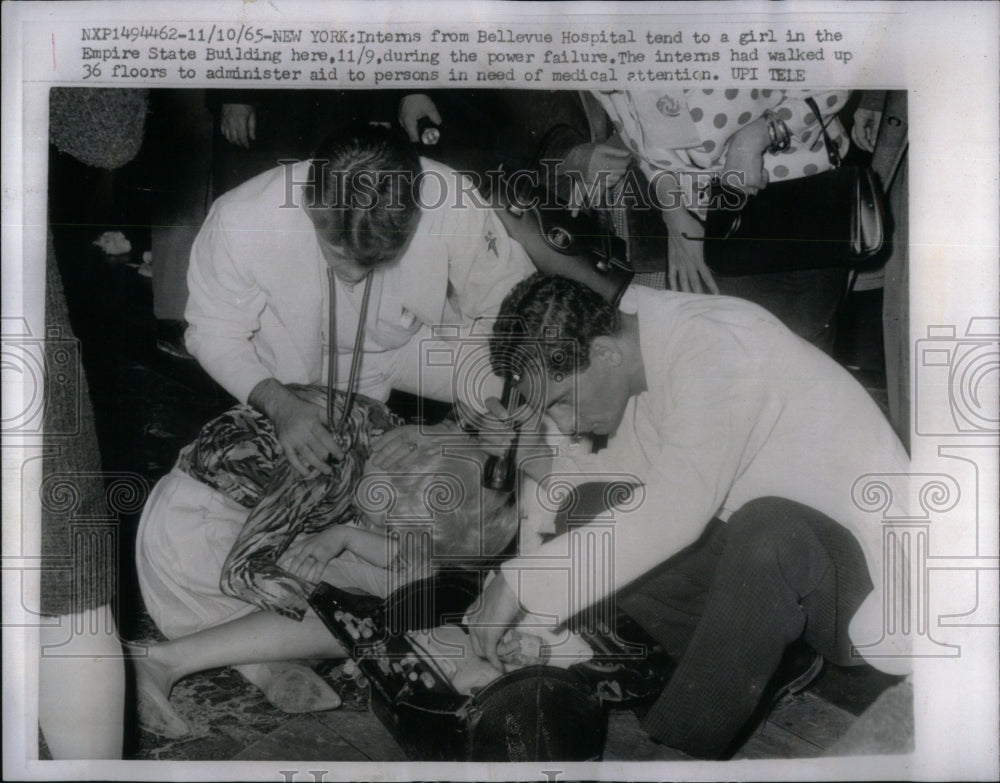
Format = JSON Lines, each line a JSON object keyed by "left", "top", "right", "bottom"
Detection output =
{"left": 309, "top": 571, "right": 669, "bottom": 761}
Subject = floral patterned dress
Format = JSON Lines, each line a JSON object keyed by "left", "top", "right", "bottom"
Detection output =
{"left": 174, "top": 385, "right": 402, "bottom": 620}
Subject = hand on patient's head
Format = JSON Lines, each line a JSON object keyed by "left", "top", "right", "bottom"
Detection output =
{"left": 367, "top": 420, "right": 460, "bottom": 471}
{"left": 357, "top": 438, "right": 519, "bottom": 568}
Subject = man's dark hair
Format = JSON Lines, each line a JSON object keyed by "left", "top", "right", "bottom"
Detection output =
{"left": 305, "top": 123, "right": 421, "bottom": 267}
{"left": 490, "top": 274, "right": 622, "bottom": 380}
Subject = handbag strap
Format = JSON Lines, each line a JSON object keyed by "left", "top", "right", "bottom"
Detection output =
{"left": 805, "top": 96, "right": 841, "bottom": 169}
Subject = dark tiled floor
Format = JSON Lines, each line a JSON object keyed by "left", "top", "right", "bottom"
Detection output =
{"left": 49, "top": 217, "right": 908, "bottom": 762}
{"left": 122, "top": 660, "right": 907, "bottom": 761}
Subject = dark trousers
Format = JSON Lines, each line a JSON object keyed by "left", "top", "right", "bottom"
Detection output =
{"left": 615, "top": 496, "right": 873, "bottom": 758}
{"left": 715, "top": 267, "right": 849, "bottom": 354}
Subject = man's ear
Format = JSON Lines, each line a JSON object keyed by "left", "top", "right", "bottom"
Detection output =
{"left": 591, "top": 336, "right": 624, "bottom": 367}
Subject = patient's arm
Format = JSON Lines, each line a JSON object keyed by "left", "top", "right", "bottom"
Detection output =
{"left": 280, "top": 525, "right": 396, "bottom": 585}
{"left": 341, "top": 526, "right": 398, "bottom": 569}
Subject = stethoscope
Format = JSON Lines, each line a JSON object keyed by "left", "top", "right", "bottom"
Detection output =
{"left": 326, "top": 266, "right": 375, "bottom": 454}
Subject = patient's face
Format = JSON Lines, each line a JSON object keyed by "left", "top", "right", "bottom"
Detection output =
{"left": 356, "top": 447, "right": 518, "bottom": 565}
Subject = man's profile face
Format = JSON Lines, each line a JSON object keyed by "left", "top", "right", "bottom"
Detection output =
{"left": 519, "top": 341, "right": 631, "bottom": 439}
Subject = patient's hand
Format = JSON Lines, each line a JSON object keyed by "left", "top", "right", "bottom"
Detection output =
{"left": 281, "top": 525, "right": 400, "bottom": 582}
{"left": 280, "top": 527, "right": 351, "bottom": 584}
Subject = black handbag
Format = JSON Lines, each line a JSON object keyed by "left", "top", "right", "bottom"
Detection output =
{"left": 702, "top": 97, "right": 885, "bottom": 276}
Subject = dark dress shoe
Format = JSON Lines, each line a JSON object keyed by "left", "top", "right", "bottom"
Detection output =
{"left": 155, "top": 319, "right": 194, "bottom": 360}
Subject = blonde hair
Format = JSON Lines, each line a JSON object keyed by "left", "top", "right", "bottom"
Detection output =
{"left": 356, "top": 448, "right": 517, "bottom": 570}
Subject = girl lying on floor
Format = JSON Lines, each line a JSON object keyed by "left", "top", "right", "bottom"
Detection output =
{"left": 132, "top": 385, "right": 519, "bottom": 738}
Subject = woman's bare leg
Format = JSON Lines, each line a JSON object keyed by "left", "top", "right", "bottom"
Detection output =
{"left": 130, "top": 610, "right": 346, "bottom": 737}
{"left": 39, "top": 605, "right": 125, "bottom": 758}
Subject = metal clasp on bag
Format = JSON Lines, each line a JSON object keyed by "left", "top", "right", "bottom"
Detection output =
{"left": 680, "top": 227, "right": 740, "bottom": 242}
{"left": 681, "top": 177, "right": 743, "bottom": 243}
{"left": 681, "top": 218, "right": 743, "bottom": 243}
{"left": 719, "top": 211, "right": 742, "bottom": 240}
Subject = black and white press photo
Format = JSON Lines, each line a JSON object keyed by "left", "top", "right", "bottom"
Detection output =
{"left": 39, "top": 82, "right": 917, "bottom": 762}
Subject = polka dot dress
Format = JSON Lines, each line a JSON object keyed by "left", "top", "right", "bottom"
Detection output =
{"left": 595, "top": 89, "right": 850, "bottom": 210}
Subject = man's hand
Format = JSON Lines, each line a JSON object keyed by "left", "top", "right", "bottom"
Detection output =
{"left": 468, "top": 574, "right": 523, "bottom": 672}
{"left": 249, "top": 379, "right": 344, "bottom": 476}
{"left": 398, "top": 94, "right": 441, "bottom": 143}
{"left": 466, "top": 395, "right": 522, "bottom": 458}
{"left": 220, "top": 103, "right": 256, "bottom": 148}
